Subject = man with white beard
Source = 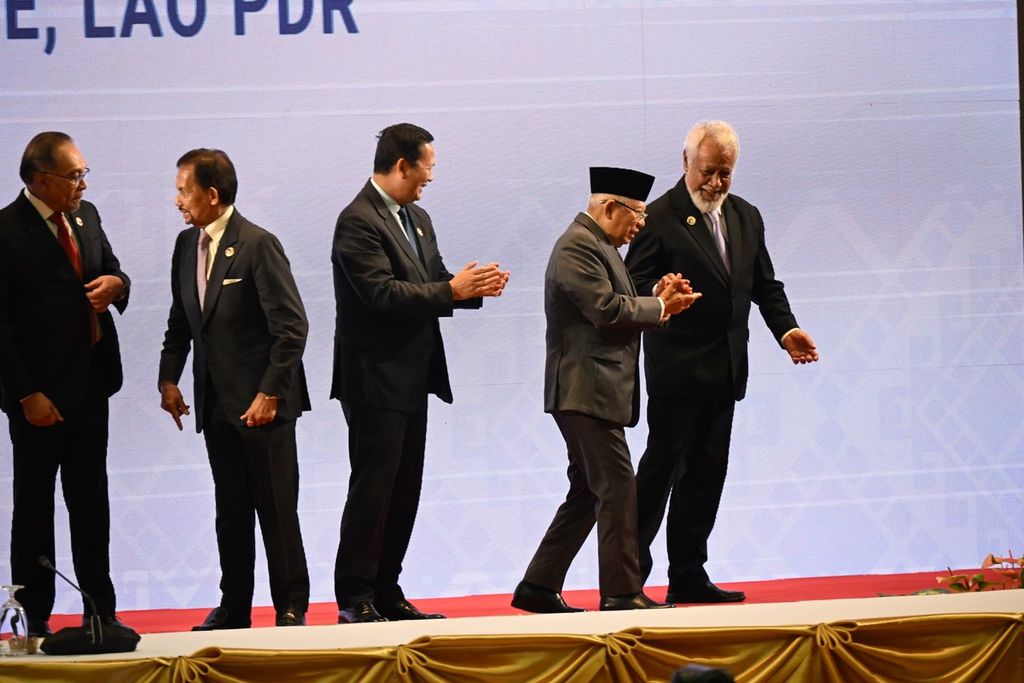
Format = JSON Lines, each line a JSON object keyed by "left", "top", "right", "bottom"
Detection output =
{"left": 625, "top": 120, "right": 819, "bottom": 604}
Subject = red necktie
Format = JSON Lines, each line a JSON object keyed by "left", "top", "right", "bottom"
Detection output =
{"left": 51, "top": 211, "right": 98, "bottom": 345}
{"left": 51, "top": 211, "right": 82, "bottom": 278}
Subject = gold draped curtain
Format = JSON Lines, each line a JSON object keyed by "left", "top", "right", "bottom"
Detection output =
{"left": 2, "top": 612, "right": 1021, "bottom": 682}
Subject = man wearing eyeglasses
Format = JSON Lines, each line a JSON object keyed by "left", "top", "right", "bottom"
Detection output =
{"left": 512, "top": 167, "right": 700, "bottom": 614}
{"left": 0, "top": 132, "right": 130, "bottom": 636}
{"left": 625, "top": 120, "right": 819, "bottom": 605}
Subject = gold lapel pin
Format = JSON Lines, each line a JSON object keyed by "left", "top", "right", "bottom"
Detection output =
{"left": 416, "top": 227, "right": 424, "bottom": 237}
{"left": 686, "top": 216, "right": 696, "bottom": 226}
{"left": 224, "top": 247, "right": 235, "bottom": 258}
{"left": 75, "top": 216, "right": 84, "bottom": 226}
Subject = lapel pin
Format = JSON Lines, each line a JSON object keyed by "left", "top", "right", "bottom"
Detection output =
{"left": 75, "top": 216, "right": 84, "bottom": 227}
{"left": 224, "top": 247, "right": 235, "bottom": 258}
{"left": 416, "top": 227, "right": 424, "bottom": 237}
{"left": 686, "top": 216, "right": 696, "bottom": 226}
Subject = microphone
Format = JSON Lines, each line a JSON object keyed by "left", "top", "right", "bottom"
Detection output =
{"left": 38, "top": 555, "right": 100, "bottom": 628}
{"left": 35, "top": 555, "right": 140, "bottom": 655}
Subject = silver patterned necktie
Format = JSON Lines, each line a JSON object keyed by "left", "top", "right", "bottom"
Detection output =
{"left": 197, "top": 229, "right": 211, "bottom": 310}
{"left": 708, "top": 210, "right": 730, "bottom": 274}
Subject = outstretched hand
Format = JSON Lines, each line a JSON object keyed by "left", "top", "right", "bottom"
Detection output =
{"left": 783, "top": 329, "right": 819, "bottom": 364}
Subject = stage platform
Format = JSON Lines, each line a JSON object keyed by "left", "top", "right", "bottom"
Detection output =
{"left": 1, "top": 586, "right": 1021, "bottom": 682}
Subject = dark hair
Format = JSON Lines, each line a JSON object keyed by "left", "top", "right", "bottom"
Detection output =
{"left": 373, "top": 123, "right": 434, "bottom": 174}
{"left": 19, "top": 131, "right": 73, "bottom": 185}
{"left": 176, "top": 148, "right": 238, "bottom": 205}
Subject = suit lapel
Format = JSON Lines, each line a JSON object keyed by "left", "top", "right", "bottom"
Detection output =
{"left": 201, "top": 211, "right": 241, "bottom": 327}
{"left": 15, "top": 195, "right": 79, "bottom": 281}
{"left": 720, "top": 198, "right": 743, "bottom": 285}
{"left": 365, "top": 183, "right": 428, "bottom": 281}
{"left": 180, "top": 229, "right": 201, "bottom": 324}
{"left": 672, "top": 180, "right": 730, "bottom": 287}
{"left": 577, "top": 214, "right": 636, "bottom": 296}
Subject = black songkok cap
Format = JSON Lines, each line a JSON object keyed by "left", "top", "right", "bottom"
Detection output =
{"left": 589, "top": 166, "right": 655, "bottom": 202}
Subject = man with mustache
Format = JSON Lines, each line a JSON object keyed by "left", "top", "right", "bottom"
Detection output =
{"left": 331, "top": 123, "right": 509, "bottom": 623}
{"left": 159, "top": 148, "right": 311, "bottom": 630}
{"left": 625, "top": 121, "right": 819, "bottom": 604}
{"left": 0, "top": 132, "right": 130, "bottom": 636}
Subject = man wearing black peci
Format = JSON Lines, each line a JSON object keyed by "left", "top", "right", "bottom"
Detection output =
{"left": 513, "top": 167, "right": 699, "bottom": 614}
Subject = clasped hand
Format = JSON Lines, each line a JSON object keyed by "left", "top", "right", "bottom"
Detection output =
{"left": 450, "top": 261, "right": 510, "bottom": 301}
{"left": 656, "top": 273, "right": 702, "bottom": 316}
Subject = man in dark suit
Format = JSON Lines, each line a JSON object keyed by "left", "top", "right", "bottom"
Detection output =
{"left": 331, "top": 123, "right": 509, "bottom": 623}
{"left": 159, "top": 148, "right": 310, "bottom": 629}
{"left": 0, "top": 132, "right": 130, "bottom": 636}
{"left": 625, "top": 120, "right": 819, "bottom": 603}
{"left": 512, "top": 167, "right": 698, "bottom": 614}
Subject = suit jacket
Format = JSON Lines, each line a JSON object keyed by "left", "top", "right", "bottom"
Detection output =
{"left": 544, "top": 213, "right": 664, "bottom": 427}
{"left": 330, "top": 180, "right": 480, "bottom": 412}
{"left": 0, "top": 193, "right": 130, "bottom": 413}
{"left": 625, "top": 177, "right": 798, "bottom": 402}
{"left": 159, "top": 209, "right": 310, "bottom": 433}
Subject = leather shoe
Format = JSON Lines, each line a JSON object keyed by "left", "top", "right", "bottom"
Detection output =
{"left": 375, "top": 599, "right": 445, "bottom": 621}
{"left": 191, "top": 606, "right": 251, "bottom": 631}
{"left": 511, "top": 580, "right": 585, "bottom": 614}
{"left": 337, "top": 601, "right": 387, "bottom": 624}
{"left": 599, "top": 592, "right": 674, "bottom": 611}
{"left": 275, "top": 608, "right": 306, "bottom": 626}
{"left": 27, "top": 619, "right": 52, "bottom": 637}
{"left": 666, "top": 580, "right": 745, "bottom": 604}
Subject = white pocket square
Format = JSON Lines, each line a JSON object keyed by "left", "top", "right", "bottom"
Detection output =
{"left": 222, "top": 278, "right": 242, "bottom": 285}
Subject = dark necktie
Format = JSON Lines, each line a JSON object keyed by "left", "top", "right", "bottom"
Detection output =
{"left": 197, "top": 229, "right": 211, "bottom": 311}
{"left": 398, "top": 206, "right": 421, "bottom": 260}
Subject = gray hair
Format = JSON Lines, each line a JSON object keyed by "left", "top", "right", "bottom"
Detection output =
{"left": 683, "top": 120, "right": 740, "bottom": 167}
{"left": 587, "top": 193, "right": 632, "bottom": 213}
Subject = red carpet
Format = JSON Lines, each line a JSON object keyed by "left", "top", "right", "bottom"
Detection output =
{"left": 47, "top": 570, "right": 966, "bottom": 634}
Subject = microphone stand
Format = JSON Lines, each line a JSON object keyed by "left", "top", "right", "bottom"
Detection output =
{"left": 38, "top": 556, "right": 103, "bottom": 644}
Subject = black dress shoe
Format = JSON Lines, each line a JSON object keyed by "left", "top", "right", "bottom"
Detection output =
{"left": 337, "top": 601, "right": 387, "bottom": 624}
{"left": 599, "top": 592, "right": 674, "bottom": 611}
{"left": 375, "top": 599, "right": 445, "bottom": 621}
{"left": 275, "top": 608, "right": 306, "bottom": 626}
{"left": 666, "top": 580, "right": 745, "bottom": 604}
{"left": 192, "top": 606, "right": 252, "bottom": 631}
{"left": 27, "top": 620, "right": 52, "bottom": 637}
{"left": 511, "top": 580, "right": 585, "bottom": 614}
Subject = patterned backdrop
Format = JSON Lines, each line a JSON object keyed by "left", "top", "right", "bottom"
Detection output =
{"left": 1, "top": 1, "right": 1020, "bottom": 613}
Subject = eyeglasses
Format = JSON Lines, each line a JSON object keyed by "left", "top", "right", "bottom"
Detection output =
{"left": 40, "top": 168, "right": 90, "bottom": 185}
{"left": 609, "top": 198, "right": 647, "bottom": 221}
